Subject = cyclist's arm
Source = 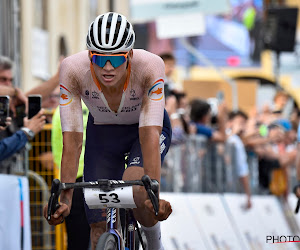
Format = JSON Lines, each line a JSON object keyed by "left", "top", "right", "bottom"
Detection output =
{"left": 139, "top": 126, "right": 162, "bottom": 181}
{"left": 139, "top": 55, "right": 165, "bottom": 182}
{"left": 58, "top": 58, "right": 84, "bottom": 210}
{"left": 60, "top": 131, "right": 83, "bottom": 207}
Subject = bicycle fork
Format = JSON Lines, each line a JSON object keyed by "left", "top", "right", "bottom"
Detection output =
{"left": 106, "top": 208, "right": 137, "bottom": 250}
{"left": 107, "top": 208, "right": 123, "bottom": 249}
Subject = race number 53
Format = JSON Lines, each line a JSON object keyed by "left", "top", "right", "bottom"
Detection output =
{"left": 98, "top": 193, "right": 121, "bottom": 203}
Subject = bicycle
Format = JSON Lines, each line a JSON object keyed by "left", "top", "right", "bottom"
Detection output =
{"left": 47, "top": 175, "right": 159, "bottom": 250}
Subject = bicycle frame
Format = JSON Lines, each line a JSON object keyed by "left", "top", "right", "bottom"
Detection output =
{"left": 125, "top": 209, "right": 138, "bottom": 250}
{"left": 106, "top": 208, "right": 123, "bottom": 249}
{"left": 106, "top": 207, "right": 137, "bottom": 250}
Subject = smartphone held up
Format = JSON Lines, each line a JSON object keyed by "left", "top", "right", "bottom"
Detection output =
{"left": 28, "top": 95, "right": 42, "bottom": 119}
{"left": 0, "top": 95, "right": 10, "bottom": 127}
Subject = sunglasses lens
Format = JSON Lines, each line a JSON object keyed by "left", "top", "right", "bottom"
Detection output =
{"left": 92, "top": 55, "right": 126, "bottom": 68}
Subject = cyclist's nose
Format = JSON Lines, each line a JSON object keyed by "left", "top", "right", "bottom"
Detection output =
{"left": 103, "top": 60, "right": 114, "bottom": 70}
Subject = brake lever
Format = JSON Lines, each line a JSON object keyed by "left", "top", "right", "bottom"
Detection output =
{"left": 47, "top": 179, "right": 61, "bottom": 220}
{"left": 295, "top": 199, "right": 300, "bottom": 214}
{"left": 142, "top": 175, "right": 159, "bottom": 216}
{"left": 293, "top": 184, "right": 300, "bottom": 214}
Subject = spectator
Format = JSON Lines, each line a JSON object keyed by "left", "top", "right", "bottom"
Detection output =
{"left": 0, "top": 55, "right": 59, "bottom": 173}
{"left": 190, "top": 98, "right": 227, "bottom": 142}
{"left": 159, "top": 53, "right": 177, "bottom": 97}
{"left": 273, "top": 90, "right": 289, "bottom": 113}
{"left": 38, "top": 86, "right": 61, "bottom": 171}
{"left": 0, "top": 55, "right": 60, "bottom": 101}
{"left": 41, "top": 86, "right": 60, "bottom": 123}
{"left": 227, "top": 110, "right": 252, "bottom": 209}
{"left": 51, "top": 101, "right": 90, "bottom": 250}
{"left": 255, "top": 121, "right": 296, "bottom": 198}
{"left": 293, "top": 120, "right": 300, "bottom": 199}
{"left": 165, "top": 90, "right": 191, "bottom": 144}
{"left": 0, "top": 110, "right": 46, "bottom": 161}
{"left": 161, "top": 52, "right": 189, "bottom": 143}
{"left": 0, "top": 85, "right": 27, "bottom": 115}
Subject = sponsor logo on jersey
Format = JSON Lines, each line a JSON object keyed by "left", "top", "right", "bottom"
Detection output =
{"left": 148, "top": 78, "right": 164, "bottom": 101}
{"left": 92, "top": 91, "right": 100, "bottom": 99}
{"left": 60, "top": 84, "right": 73, "bottom": 106}
{"left": 130, "top": 157, "right": 140, "bottom": 165}
{"left": 130, "top": 89, "right": 136, "bottom": 97}
{"left": 97, "top": 106, "right": 111, "bottom": 112}
{"left": 160, "top": 142, "right": 166, "bottom": 154}
{"left": 160, "top": 134, "right": 166, "bottom": 145}
{"left": 121, "top": 103, "right": 141, "bottom": 113}
{"left": 130, "top": 89, "right": 139, "bottom": 100}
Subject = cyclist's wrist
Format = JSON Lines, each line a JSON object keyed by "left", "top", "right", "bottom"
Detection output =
{"left": 60, "top": 190, "right": 73, "bottom": 207}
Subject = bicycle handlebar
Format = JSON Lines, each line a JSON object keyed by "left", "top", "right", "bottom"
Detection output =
{"left": 47, "top": 175, "right": 160, "bottom": 220}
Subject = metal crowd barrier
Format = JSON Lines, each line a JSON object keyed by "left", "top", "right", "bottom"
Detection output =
{"left": 162, "top": 135, "right": 260, "bottom": 194}
{"left": 28, "top": 124, "right": 66, "bottom": 250}
{"left": 0, "top": 123, "right": 65, "bottom": 250}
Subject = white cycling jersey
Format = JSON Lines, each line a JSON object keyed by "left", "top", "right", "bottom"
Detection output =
{"left": 59, "top": 49, "right": 165, "bottom": 132}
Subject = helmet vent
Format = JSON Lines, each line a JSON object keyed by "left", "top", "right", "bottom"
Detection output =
{"left": 105, "top": 13, "right": 114, "bottom": 43}
{"left": 98, "top": 17, "right": 103, "bottom": 46}
{"left": 126, "top": 34, "right": 134, "bottom": 48}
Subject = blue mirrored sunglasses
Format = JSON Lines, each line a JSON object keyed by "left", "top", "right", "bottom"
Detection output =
{"left": 90, "top": 51, "right": 128, "bottom": 68}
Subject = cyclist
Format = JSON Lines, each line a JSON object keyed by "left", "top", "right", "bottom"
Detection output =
{"left": 44, "top": 12, "right": 172, "bottom": 250}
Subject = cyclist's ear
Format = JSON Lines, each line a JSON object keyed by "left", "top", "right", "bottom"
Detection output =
{"left": 88, "top": 51, "right": 92, "bottom": 62}
{"left": 129, "top": 49, "right": 133, "bottom": 59}
{"left": 126, "top": 50, "right": 133, "bottom": 69}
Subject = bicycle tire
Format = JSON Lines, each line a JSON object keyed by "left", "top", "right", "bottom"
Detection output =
{"left": 96, "top": 232, "right": 118, "bottom": 250}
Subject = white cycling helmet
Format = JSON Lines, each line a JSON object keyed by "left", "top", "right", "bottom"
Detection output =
{"left": 86, "top": 12, "right": 135, "bottom": 54}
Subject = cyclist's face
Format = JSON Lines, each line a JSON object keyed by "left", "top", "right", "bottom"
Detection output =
{"left": 92, "top": 50, "right": 132, "bottom": 88}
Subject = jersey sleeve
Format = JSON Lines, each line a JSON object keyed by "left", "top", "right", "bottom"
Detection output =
{"left": 139, "top": 55, "right": 165, "bottom": 127}
{"left": 59, "top": 57, "right": 83, "bottom": 132}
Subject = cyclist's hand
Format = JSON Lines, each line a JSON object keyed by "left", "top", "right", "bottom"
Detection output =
{"left": 43, "top": 202, "right": 70, "bottom": 225}
{"left": 144, "top": 199, "right": 172, "bottom": 221}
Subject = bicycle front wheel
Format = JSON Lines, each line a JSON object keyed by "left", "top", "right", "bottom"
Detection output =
{"left": 96, "top": 232, "right": 118, "bottom": 250}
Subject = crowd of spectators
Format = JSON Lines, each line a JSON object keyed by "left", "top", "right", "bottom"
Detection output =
{"left": 160, "top": 52, "right": 299, "bottom": 208}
